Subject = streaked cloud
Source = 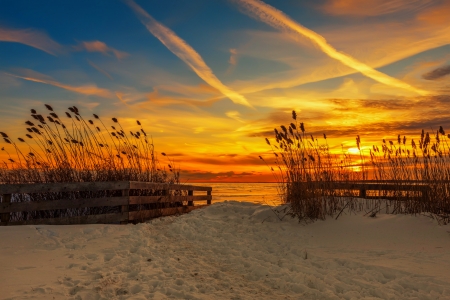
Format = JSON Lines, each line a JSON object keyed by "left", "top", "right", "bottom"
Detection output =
{"left": 417, "top": 2, "right": 450, "bottom": 25}
{"left": 0, "top": 27, "right": 63, "bottom": 55}
{"left": 75, "top": 41, "right": 128, "bottom": 60}
{"left": 230, "top": 21, "right": 450, "bottom": 96}
{"left": 232, "top": 0, "right": 431, "bottom": 96}
{"left": 422, "top": 65, "right": 450, "bottom": 80}
{"left": 146, "top": 87, "right": 222, "bottom": 108}
{"left": 226, "top": 111, "right": 245, "bottom": 123}
{"left": 7, "top": 71, "right": 113, "bottom": 98}
{"left": 87, "top": 60, "right": 114, "bottom": 80}
{"left": 126, "top": 0, "right": 252, "bottom": 107}
{"left": 320, "top": 0, "right": 433, "bottom": 16}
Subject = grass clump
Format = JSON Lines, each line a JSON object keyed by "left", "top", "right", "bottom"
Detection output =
{"left": 0, "top": 104, "right": 181, "bottom": 222}
{"left": 263, "top": 110, "right": 450, "bottom": 224}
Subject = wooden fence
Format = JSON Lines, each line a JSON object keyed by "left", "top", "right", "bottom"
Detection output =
{"left": 0, "top": 181, "right": 212, "bottom": 226}
{"left": 298, "top": 180, "right": 432, "bottom": 200}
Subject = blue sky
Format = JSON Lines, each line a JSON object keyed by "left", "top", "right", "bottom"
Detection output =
{"left": 1, "top": 0, "right": 450, "bottom": 181}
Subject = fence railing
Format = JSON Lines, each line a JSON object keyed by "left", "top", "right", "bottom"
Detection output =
{"left": 295, "top": 180, "right": 432, "bottom": 200}
{"left": 0, "top": 181, "right": 212, "bottom": 226}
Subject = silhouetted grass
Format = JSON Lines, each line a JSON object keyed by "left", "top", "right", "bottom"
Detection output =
{"left": 263, "top": 110, "right": 450, "bottom": 224}
{"left": 0, "top": 104, "right": 182, "bottom": 221}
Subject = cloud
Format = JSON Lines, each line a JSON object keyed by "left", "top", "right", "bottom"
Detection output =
{"left": 417, "top": 2, "right": 450, "bottom": 25}
{"left": 126, "top": 0, "right": 252, "bottom": 108}
{"left": 229, "top": 48, "right": 238, "bottom": 65}
{"left": 180, "top": 170, "right": 257, "bottom": 182}
{"left": 7, "top": 71, "right": 113, "bottom": 98}
{"left": 228, "top": 19, "right": 450, "bottom": 96}
{"left": 320, "top": 0, "right": 434, "bottom": 17}
{"left": 422, "top": 65, "right": 450, "bottom": 80}
{"left": 0, "top": 27, "right": 63, "bottom": 55}
{"left": 232, "top": 0, "right": 431, "bottom": 96}
{"left": 87, "top": 60, "right": 114, "bottom": 80}
{"left": 146, "top": 88, "right": 222, "bottom": 108}
{"left": 75, "top": 41, "right": 128, "bottom": 59}
{"left": 226, "top": 111, "right": 245, "bottom": 123}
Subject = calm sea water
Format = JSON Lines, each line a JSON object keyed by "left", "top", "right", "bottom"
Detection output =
{"left": 190, "top": 182, "right": 283, "bottom": 205}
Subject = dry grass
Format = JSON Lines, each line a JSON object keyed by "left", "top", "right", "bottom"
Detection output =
{"left": 263, "top": 110, "right": 450, "bottom": 224}
{"left": 0, "top": 104, "right": 182, "bottom": 222}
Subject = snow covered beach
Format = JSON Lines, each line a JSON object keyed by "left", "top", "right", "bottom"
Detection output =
{"left": 1, "top": 201, "right": 450, "bottom": 299}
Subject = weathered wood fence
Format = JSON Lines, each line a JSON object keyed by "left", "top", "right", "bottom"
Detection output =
{"left": 299, "top": 180, "right": 432, "bottom": 200}
{"left": 0, "top": 181, "right": 212, "bottom": 226}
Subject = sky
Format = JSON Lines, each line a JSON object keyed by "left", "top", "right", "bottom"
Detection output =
{"left": 0, "top": 0, "right": 449, "bottom": 182}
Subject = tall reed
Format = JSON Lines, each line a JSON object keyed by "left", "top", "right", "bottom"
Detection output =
{"left": 0, "top": 104, "right": 181, "bottom": 221}
{"left": 264, "top": 110, "right": 450, "bottom": 224}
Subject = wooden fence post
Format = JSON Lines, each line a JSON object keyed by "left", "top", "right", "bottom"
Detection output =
{"left": 188, "top": 190, "right": 193, "bottom": 206}
{"left": 121, "top": 189, "right": 129, "bottom": 224}
{"left": 422, "top": 186, "right": 429, "bottom": 201}
{"left": 359, "top": 189, "right": 366, "bottom": 198}
{"left": 1, "top": 194, "right": 11, "bottom": 225}
{"left": 207, "top": 190, "right": 212, "bottom": 205}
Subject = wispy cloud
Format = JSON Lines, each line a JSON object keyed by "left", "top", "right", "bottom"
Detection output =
{"left": 232, "top": 0, "right": 431, "bottom": 96}
{"left": 0, "top": 27, "right": 63, "bottom": 55}
{"left": 229, "top": 48, "right": 238, "bottom": 65}
{"left": 423, "top": 65, "right": 450, "bottom": 80}
{"left": 126, "top": 0, "right": 252, "bottom": 107}
{"left": 320, "top": 0, "right": 434, "bottom": 17}
{"left": 226, "top": 111, "right": 245, "bottom": 123}
{"left": 87, "top": 60, "right": 114, "bottom": 80}
{"left": 75, "top": 41, "right": 128, "bottom": 60}
{"left": 417, "top": 1, "right": 450, "bottom": 25}
{"left": 146, "top": 88, "right": 222, "bottom": 108}
{"left": 7, "top": 72, "right": 113, "bottom": 98}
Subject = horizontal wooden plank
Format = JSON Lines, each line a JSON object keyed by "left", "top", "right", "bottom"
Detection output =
{"left": 129, "top": 195, "right": 212, "bottom": 205}
{"left": 301, "top": 182, "right": 430, "bottom": 192}
{"left": 3, "top": 212, "right": 127, "bottom": 226}
{"left": 130, "top": 181, "right": 212, "bottom": 191}
{"left": 0, "top": 181, "right": 212, "bottom": 194}
{"left": 362, "top": 196, "right": 425, "bottom": 200}
{"left": 129, "top": 205, "right": 207, "bottom": 221}
{"left": 0, "top": 196, "right": 129, "bottom": 213}
{"left": 0, "top": 181, "right": 130, "bottom": 194}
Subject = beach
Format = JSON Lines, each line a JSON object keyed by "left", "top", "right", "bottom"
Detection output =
{"left": 1, "top": 201, "right": 450, "bottom": 299}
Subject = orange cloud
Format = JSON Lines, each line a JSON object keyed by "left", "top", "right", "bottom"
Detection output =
{"left": 7, "top": 72, "right": 113, "bottom": 98}
{"left": 233, "top": 0, "right": 431, "bottom": 96}
{"left": 126, "top": 0, "right": 253, "bottom": 108}
{"left": 75, "top": 41, "right": 128, "bottom": 59}
{"left": 320, "top": 0, "right": 434, "bottom": 16}
{"left": 417, "top": 2, "right": 450, "bottom": 25}
{"left": 0, "top": 27, "right": 63, "bottom": 55}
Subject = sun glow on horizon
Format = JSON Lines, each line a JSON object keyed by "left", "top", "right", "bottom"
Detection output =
{"left": 0, "top": 0, "right": 449, "bottom": 182}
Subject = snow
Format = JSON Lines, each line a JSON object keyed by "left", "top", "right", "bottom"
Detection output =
{"left": 1, "top": 201, "right": 450, "bottom": 299}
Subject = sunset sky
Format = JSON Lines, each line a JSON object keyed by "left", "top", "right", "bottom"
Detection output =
{"left": 1, "top": 0, "right": 449, "bottom": 182}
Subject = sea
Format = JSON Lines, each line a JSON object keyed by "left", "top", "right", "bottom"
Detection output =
{"left": 190, "top": 182, "right": 283, "bottom": 205}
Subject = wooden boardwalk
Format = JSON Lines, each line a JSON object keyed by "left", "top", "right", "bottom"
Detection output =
{"left": 0, "top": 181, "right": 212, "bottom": 226}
